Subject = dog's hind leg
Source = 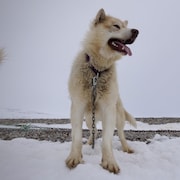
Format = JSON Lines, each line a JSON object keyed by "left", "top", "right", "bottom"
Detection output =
{"left": 116, "top": 98, "right": 134, "bottom": 153}
{"left": 66, "top": 100, "right": 85, "bottom": 169}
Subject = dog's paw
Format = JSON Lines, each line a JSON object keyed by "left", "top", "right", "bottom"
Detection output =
{"left": 123, "top": 146, "right": 134, "bottom": 154}
{"left": 66, "top": 154, "right": 83, "bottom": 169}
{"left": 101, "top": 158, "right": 120, "bottom": 174}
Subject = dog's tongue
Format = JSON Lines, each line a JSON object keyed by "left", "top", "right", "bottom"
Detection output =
{"left": 108, "top": 39, "right": 133, "bottom": 56}
{"left": 115, "top": 41, "right": 132, "bottom": 56}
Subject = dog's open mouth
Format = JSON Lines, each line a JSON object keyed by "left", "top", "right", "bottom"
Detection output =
{"left": 108, "top": 29, "right": 139, "bottom": 56}
{"left": 108, "top": 38, "right": 132, "bottom": 56}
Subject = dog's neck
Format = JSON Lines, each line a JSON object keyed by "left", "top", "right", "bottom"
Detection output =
{"left": 85, "top": 53, "right": 109, "bottom": 76}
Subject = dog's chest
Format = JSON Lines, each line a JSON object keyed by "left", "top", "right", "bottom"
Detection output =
{"left": 81, "top": 66, "right": 113, "bottom": 99}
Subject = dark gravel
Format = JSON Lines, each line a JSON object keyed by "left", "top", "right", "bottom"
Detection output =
{"left": 0, "top": 118, "right": 180, "bottom": 142}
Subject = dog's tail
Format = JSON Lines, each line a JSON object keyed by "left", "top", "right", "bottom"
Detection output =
{"left": 0, "top": 49, "right": 5, "bottom": 63}
{"left": 124, "top": 109, "right": 137, "bottom": 128}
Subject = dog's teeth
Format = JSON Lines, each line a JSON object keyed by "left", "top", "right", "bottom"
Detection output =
{"left": 112, "top": 42, "right": 118, "bottom": 47}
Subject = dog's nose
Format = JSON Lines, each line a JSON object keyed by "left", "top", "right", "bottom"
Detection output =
{"left": 124, "top": 29, "right": 139, "bottom": 44}
{"left": 131, "top": 29, "right": 139, "bottom": 36}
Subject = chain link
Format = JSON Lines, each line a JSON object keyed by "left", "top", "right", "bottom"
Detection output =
{"left": 91, "top": 72, "right": 99, "bottom": 149}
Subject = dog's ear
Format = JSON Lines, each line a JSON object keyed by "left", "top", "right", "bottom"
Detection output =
{"left": 94, "top": 8, "right": 106, "bottom": 25}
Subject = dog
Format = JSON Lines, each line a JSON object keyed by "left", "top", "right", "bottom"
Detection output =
{"left": 0, "top": 49, "right": 4, "bottom": 62}
{"left": 66, "top": 8, "right": 139, "bottom": 174}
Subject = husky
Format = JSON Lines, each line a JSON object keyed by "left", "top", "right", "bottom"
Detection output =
{"left": 66, "top": 9, "right": 139, "bottom": 174}
{"left": 0, "top": 49, "right": 4, "bottom": 62}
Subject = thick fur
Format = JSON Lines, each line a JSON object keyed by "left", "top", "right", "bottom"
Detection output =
{"left": 66, "top": 9, "right": 138, "bottom": 174}
{"left": 0, "top": 49, "right": 4, "bottom": 63}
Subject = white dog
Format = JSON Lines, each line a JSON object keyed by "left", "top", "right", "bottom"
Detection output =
{"left": 66, "top": 9, "right": 139, "bottom": 173}
{"left": 0, "top": 49, "right": 4, "bottom": 62}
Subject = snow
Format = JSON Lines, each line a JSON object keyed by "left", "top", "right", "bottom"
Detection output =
{"left": 35, "top": 121, "right": 180, "bottom": 131}
{"left": 1, "top": 121, "right": 180, "bottom": 131}
{"left": 1, "top": 118, "right": 180, "bottom": 179}
{"left": 0, "top": 135, "right": 180, "bottom": 180}
{"left": 0, "top": 108, "right": 61, "bottom": 119}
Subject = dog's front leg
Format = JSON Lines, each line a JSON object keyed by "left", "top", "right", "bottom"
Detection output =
{"left": 66, "top": 101, "right": 84, "bottom": 169}
{"left": 101, "top": 104, "right": 120, "bottom": 174}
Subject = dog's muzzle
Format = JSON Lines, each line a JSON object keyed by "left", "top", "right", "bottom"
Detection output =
{"left": 108, "top": 29, "right": 139, "bottom": 56}
{"left": 124, "top": 29, "right": 139, "bottom": 44}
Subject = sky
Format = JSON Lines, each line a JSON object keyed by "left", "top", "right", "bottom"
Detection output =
{"left": 0, "top": 0, "right": 180, "bottom": 118}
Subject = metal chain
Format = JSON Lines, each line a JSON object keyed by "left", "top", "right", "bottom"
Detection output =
{"left": 91, "top": 72, "right": 99, "bottom": 149}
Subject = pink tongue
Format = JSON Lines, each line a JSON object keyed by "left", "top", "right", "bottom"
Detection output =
{"left": 117, "top": 42, "right": 132, "bottom": 56}
{"left": 122, "top": 44, "right": 132, "bottom": 56}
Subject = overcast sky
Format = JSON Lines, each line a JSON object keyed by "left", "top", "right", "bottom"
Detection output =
{"left": 0, "top": 0, "right": 180, "bottom": 118}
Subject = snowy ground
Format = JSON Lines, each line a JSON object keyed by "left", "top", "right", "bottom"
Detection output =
{"left": 1, "top": 121, "right": 180, "bottom": 131}
{"left": 0, "top": 135, "right": 180, "bottom": 180}
{"left": 1, "top": 120, "right": 180, "bottom": 180}
{"left": 0, "top": 108, "right": 60, "bottom": 119}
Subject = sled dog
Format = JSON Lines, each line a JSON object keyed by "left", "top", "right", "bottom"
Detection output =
{"left": 0, "top": 49, "right": 4, "bottom": 62}
{"left": 66, "top": 8, "right": 139, "bottom": 174}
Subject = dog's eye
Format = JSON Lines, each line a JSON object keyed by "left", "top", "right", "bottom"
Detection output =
{"left": 113, "top": 24, "right": 120, "bottom": 29}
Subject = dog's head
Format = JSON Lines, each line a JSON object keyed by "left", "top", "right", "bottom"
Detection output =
{"left": 84, "top": 9, "right": 139, "bottom": 61}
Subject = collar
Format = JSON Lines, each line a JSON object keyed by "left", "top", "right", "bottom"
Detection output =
{"left": 85, "top": 53, "right": 108, "bottom": 76}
